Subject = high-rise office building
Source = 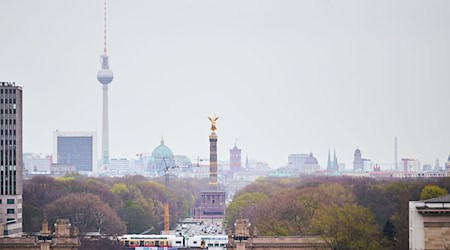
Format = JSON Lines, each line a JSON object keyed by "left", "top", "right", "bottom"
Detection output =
{"left": 53, "top": 131, "right": 97, "bottom": 172}
{"left": 0, "top": 82, "right": 23, "bottom": 236}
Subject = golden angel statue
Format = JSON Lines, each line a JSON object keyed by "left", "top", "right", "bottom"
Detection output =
{"left": 208, "top": 115, "right": 219, "bottom": 132}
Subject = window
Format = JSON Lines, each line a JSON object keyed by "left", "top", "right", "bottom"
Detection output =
{"left": 7, "top": 209, "right": 14, "bottom": 214}
{"left": 7, "top": 199, "right": 14, "bottom": 204}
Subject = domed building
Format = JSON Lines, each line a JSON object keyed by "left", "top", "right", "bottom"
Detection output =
{"left": 303, "top": 153, "right": 320, "bottom": 173}
{"left": 147, "top": 138, "right": 175, "bottom": 174}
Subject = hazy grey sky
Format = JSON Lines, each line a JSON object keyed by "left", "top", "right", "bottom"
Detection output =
{"left": 1, "top": 0, "right": 449, "bottom": 168}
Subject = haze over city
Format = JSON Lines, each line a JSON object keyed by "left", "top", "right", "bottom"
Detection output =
{"left": 1, "top": 0, "right": 449, "bottom": 168}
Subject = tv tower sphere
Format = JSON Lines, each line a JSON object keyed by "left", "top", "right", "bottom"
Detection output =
{"left": 97, "top": 55, "right": 114, "bottom": 85}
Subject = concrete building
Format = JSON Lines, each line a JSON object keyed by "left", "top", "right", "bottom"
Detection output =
{"left": 353, "top": 148, "right": 364, "bottom": 171}
{"left": 228, "top": 218, "right": 329, "bottom": 250}
{"left": 362, "top": 159, "right": 373, "bottom": 172}
{"left": 409, "top": 195, "right": 450, "bottom": 249}
{"left": 50, "top": 164, "right": 76, "bottom": 177}
{"left": 23, "top": 153, "right": 51, "bottom": 173}
{"left": 446, "top": 155, "right": 450, "bottom": 171}
{"left": 230, "top": 143, "right": 242, "bottom": 173}
{"left": 0, "top": 82, "right": 23, "bottom": 236}
{"left": 435, "top": 158, "right": 442, "bottom": 171}
{"left": 303, "top": 153, "right": 320, "bottom": 173}
{"left": 401, "top": 158, "right": 420, "bottom": 172}
{"left": 53, "top": 131, "right": 97, "bottom": 173}
{"left": 370, "top": 171, "right": 450, "bottom": 179}
{"left": 288, "top": 154, "right": 309, "bottom": 172}
{"left": 0, "top": 219, "right": 79, "bottom": 249}
{"left": 422, "top": 164, "right": 432, "bottom": 171}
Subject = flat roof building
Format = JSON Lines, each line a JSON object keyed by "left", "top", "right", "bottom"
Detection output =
{"left": 53, "top": 131, "right": 97, "bottom": 173}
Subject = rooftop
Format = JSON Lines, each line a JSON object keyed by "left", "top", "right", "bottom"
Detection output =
{"left": 423, "top": 194, "right": 450, "bottom": 203}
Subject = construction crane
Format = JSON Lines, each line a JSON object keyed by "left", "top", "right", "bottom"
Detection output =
{"left": 159, "top": 157, "right": 178, "bottom": 235}
{"left": 195, "top": 155, "right": 208, "bottom": 167}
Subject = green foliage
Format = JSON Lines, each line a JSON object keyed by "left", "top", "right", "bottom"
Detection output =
{"left": 23, "top": 203, "right": 44, "bottom": 232}
{"left": 225, "top": 192, "right": 268, "bottom": 228}
{"left": 45, "top": 193, "right": 126, "bottom": 235}
{"left": 420, "top": 185, "right": 448, "bottom": 200}
{"left": 55, "top": 176, "right": 76, "bottom": 182}
{"left": 383, "top": 220, "right": 396, "bottom": 239}
{"left": 312, "top": 204, "right": 382, "bottom": 250}
{"left": 228, "top": 176, "right": 450, "bottom": 249}
{"left": 23, "top": 176, "right": 204, "bottom": 234}
{"left": 111, "top": 183, "right": 129, "bottom": 195}
{"left": 120, "top": 203, "right": 151, "bottom": 234}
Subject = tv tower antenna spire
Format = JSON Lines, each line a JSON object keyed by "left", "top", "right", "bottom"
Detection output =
{"left": 103, "top": 0, "right": 107, "bottom": 55}
{"left": 97, "top": 0, "right": 114, "bottom": 167}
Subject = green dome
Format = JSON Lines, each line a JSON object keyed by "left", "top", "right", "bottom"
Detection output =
{"left": 151, "top": 138, "right": 174, "bottom": 159}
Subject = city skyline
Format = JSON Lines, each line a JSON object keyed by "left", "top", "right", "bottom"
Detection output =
{"left": 1, "top": 1, "right": 449, "bottom": 168}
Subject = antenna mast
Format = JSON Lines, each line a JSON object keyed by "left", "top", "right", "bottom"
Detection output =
{"left": 103, "top": 0, "right": 108, "bottom": 55}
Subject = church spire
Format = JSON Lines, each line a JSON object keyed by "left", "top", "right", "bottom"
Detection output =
{"left": 333, "top": 148, "right": 339, "bottom": 171}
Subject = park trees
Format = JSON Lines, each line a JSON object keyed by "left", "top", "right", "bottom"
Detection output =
{"left": 226, "top": 192, "right": 268, "bottom": 231}
{"left": 420, "top": 184, "right": 448, "bottom": 200}
{"left": 312, "top": 203, "right": 382, "bottom": 250}
{"left": 45, "top": 192, "right": 126, "bottom": 235}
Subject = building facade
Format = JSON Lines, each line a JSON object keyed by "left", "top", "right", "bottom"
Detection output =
{"left": 288, "top": 154, "right": 309, "bottom": 172}
{"left": 0, "top": 82, "right": 23, "bottom": 236}
{"left": 401, "top": 158, "right": 420, "bottom": 172}
{"left": 409, "top": 195, "right": 450, "bottom": 249}
{"left": 53, "top": 131, "right": 97, "bottom": 173}
{"left": 23, "top": 153, "right": 51, "bottom": 173}
{"left": 0, "top": 219, "right": 79, "bottom": 249}
{"left": 230, "top": 143, "right": 242, "bottom": 173}
{"left": 303, "top": 153, "right": 320, "bottom": 173}
{"left": 146, "top": 138, "right": 175, "bottom": 175}
{"left": 446, "top": 155, "right": 450, "bottom": 171}
{"left": 353, "top": 148, "right": 364, "bottom": 171}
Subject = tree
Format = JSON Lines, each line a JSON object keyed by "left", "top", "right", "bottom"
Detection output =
{"left": 316, "top": 183, "right": 355, "bottom": 206}
{"left": 420, "top": 185, "right": 448, "bottom": 200}
{"left": 45, "top": 193, "right": 126, "bottom": 235}
{"left": 23, "top": 203, "right": 44, "bottom": 232}
{"left": 382, "top": 220, "right": 397, "bottom": 248}
{"left": 312, "top": 203, "right": 382, "bottom": 250}
{"left": 24, "top": 176, "right": 65, "bottom": 207}
{"left": 225, "top": 192, "right": 268, "bottom": 230}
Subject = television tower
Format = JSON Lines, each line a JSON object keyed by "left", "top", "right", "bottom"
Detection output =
{"left": 97, "top": 0, "right": 114, "bottom": 165}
